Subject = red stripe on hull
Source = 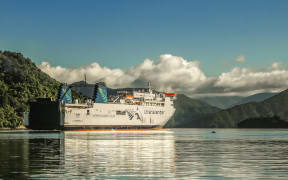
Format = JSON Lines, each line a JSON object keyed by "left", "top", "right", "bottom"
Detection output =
{"left": 71, "top": 128, "right": 164, "bottom": 131}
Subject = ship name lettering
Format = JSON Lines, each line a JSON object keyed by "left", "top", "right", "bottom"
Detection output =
{"left": 92, "top": 114, "right": 115, "bottom": 118}
{"left": 144, "top": 110, "right": 164, "bottom": 115}
{"left": 116, "top": 111, "right": 126, "bottom": 115}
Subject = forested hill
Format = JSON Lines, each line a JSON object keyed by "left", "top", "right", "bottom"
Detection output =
{"left": 0, "top": 51, "right": 61, "bottom": 128}
{"left": 198, "top": 89, "right": 288, "bottom": 128}
{"left": 0, "top": 51, "right": 88, "bottom": 128}
{"left": 165, "top": 94, "right": 220, "bottom": 128}
{"left": 198, "top": 92, "right": 276, "bottom": 109}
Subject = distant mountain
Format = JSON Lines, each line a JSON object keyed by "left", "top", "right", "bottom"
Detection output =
{"left": 70, "top": 83, "right": 152, "bottom": 98}
{"left": 164, "top": 94, "right": 220, "bottom": 128}
{"left": 194, "top": 89, "right": 288, "bottom": 128}
{"left": 198, "top": 92, "right": 277, "bottom": 109}
{"left": 232, "top": 92, "right": 277, "bottom": 106}
{"left": 70, "top": 81, "right": 95, "bottom": 98}
{"left": 198, "top": 96, "right": 243, "bottom": 109}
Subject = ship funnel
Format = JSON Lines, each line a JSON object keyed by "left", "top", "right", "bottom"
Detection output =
{"left": 59, "top": 85, "right": 72, "bottom": 103}
{"left": 93, "top": 82, "right": 108, "bottom": 103}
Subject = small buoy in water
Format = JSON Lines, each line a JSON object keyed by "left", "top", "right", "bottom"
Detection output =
{"left": 211, "top": 131, "right": 216, "bottom": 133}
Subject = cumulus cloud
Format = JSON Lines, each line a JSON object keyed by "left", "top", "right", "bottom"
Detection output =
{"left": 235, "top": 55, "right": 246, "bottom": 63}
{"left": 38, "top": 54, "right": 288, "bottom": 97}
{"left": 39, "top": 54, "right": 208, "bottom": 93}
{"left": 213, "top": 67, "right": 288, "bottom": 95}
{"left": 269, "top": 62, "right": 282, "bottom": 70}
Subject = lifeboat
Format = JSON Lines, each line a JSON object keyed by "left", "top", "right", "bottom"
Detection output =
{"left": 125, "top": 94, "right": 134, "bottom": 99}
{"left": 164, "top": 93, "right": 177, "bottom": 97}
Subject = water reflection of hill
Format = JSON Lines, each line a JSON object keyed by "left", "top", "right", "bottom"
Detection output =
{"left": 0, "top": 132, "right": 64, "bottom": 179}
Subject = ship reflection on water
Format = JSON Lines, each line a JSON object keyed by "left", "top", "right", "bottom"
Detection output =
{"left": 0, "top": 130, "right": 176, "bottom": 179}
{"left": 63, "top": 130, "right": 176, "bottom": 178}
{"left": 1, "top": 129, "right": 288, "bottom": 179}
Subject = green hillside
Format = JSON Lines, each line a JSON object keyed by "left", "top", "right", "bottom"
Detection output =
{"left": 165, "top": 94, "right": 220, "bottom": 127}
{"left": 199, "top": 89, "right": 288, "bottom": 128}
{"left": 0, "top": 51, "right": 84, "bottom": 128}
{"left": 198, "top": 92, "right": 277, "bottom": 109}
{"left": 238, "top": 116, "right": 288, "bottom": 128}
{"left": 232, "top": 92, "right": 277, "bottom": 107}
{"left": 198, "top": 96, "right": 243, "bottom": 109}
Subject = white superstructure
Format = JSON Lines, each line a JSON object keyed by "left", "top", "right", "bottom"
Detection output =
{"left": 61, "top": 83, "right": 177, "bottom": 129}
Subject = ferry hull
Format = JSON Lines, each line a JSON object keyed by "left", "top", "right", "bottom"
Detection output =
{"left": 27, "top": 101, "right": 175, "bottom": 130}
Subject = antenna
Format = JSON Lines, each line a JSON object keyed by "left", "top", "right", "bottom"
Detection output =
{"left": 148, "top": 82, "right": 152, "bottom": 93}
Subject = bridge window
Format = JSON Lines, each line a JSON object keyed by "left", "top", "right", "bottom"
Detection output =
{"left": 116, "top": 111, "right": 126, "bottom": 115}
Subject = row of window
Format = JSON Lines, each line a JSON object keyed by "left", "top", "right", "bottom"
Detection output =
{"left": 116, "top": 111, "right": 126, "bottom": 115}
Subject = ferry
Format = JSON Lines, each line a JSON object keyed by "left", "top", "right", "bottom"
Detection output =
{"left": 25, "top": 82, "right": 177, "bottom": 130}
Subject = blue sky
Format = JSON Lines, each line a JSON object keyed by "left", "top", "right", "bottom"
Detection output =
{"left": 1, "top": 0, "right": 288, "bottom": 76}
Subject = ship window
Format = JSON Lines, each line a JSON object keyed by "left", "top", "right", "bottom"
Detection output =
{"left": 116, "top": 111, "right": 126, "bottom": 115}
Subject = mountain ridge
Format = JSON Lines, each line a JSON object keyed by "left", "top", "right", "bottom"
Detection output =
{"left": 196, "top": 89, "right": 288, "bottom": 128}
{"left": 198, "top": 92, "right": 277, "bottom": 109}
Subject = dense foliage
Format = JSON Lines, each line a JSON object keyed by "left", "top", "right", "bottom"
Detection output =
{"left": 0, "top": 51, "right": 85, "bottom": 128}
{"left": 238, "top": 115, "right": 288, "bottom": 128}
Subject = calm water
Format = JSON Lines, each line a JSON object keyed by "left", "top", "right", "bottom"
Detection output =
{"left": 0, "top": 129, "right": 288, "bottom": 180}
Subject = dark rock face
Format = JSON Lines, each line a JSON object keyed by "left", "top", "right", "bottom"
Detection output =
{"left": 238, "top": 116, "right": 288, "bottom": 128}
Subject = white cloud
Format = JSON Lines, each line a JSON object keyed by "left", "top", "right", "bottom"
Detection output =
{"left": 38, "top": 62, "right": 133, "bottom": 88}
{"left": 269, "top": 62, "right": 282, "bottom": 70}
{"left": 214, "top": 67, "right": 288, "bottom": 93}
{"left": 235, "top": 55, "right": 246, "bottom": 63}
{"left": 38, "top": 55, "right": 288, "bottom": 97}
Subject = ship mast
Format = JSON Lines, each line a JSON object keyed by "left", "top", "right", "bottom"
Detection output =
{"left": 148, "top": 82, "right": 152, "bottom": 93}
{"left": 84, "top": 74, "right": 87, "bottom": 85}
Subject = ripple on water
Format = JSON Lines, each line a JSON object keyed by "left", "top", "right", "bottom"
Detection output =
{"left": 0, "top": 129, "right": 288, "bottom": 179}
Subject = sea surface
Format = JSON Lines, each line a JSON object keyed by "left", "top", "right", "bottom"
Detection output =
{"left": 0, "top": 129, "right": 288, "bottom": 180}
